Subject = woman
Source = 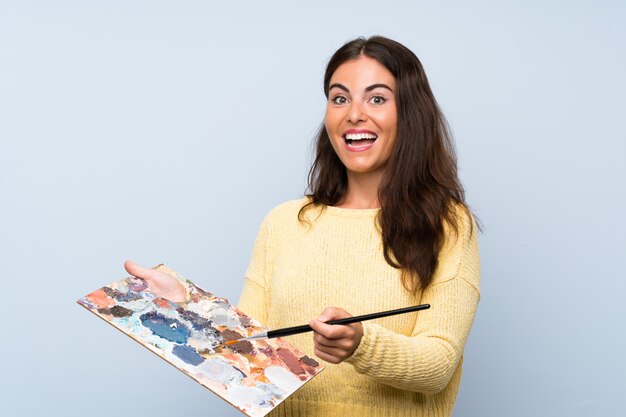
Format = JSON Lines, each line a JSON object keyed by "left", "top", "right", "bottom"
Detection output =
{"left": 126, "top": 35, "right": 479, "bottom": 417}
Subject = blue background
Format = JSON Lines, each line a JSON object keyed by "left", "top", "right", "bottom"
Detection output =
{"left": 1, "top": 1, "right": 624, "bottom": 416}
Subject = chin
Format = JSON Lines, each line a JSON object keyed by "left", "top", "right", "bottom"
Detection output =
{"left": 345, "top": 164, "right": 385, "bottom": 176}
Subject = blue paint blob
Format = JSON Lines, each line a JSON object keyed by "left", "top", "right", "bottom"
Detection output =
{"left": 139, "top": 312, "right": 190, "bottom": 344}
{"left": 172, "top": 344, "right": 205, "bottom": 366}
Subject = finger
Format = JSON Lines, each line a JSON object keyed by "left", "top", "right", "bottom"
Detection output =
{"left": 309, "top": 320, "right": 340, "bottom": 339}
{"left": 309, "top": 320, "right": 354, "bottom": 340}
{"left": 313, "top": 325, "right": 356, "bottom": 344}
{"left": 314, "top": 333, "right": 356, "bottom": 351}
{"left": 316, "top": 343, "right": 350, "bottom": 358}
{"left": 313, "top": 346, "right": 344, "bottom": 364}
{"left": 314, "top": 347, "right": 340, "bottom": 364}
{"left": 124, "top": 260, "right": 155, "bottom": 282}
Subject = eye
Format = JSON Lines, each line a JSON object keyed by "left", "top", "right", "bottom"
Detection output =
{"left": 369, "top": 95, "right": 387, "bottom": 105}
{"left": 331, "top": 95, "right": 348, "bottom": 105}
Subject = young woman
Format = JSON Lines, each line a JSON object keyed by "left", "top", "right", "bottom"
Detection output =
{"left": 126, "top": 35, "right": 480, "bottom": 417}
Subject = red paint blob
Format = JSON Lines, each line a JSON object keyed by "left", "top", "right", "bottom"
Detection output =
{"left": 277, "top": 348, "right": 305, "bottom": 375}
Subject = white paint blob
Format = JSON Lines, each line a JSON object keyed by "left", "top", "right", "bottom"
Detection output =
{"left": 198, "top": 358, "right": 244, "bottom": 385}
{"left": 264, "top": 366, "right": 302, "bottom": 393}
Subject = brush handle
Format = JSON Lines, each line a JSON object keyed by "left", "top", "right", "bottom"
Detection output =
{"left": 266, "top": 304, "right": 430, "bottom": 339}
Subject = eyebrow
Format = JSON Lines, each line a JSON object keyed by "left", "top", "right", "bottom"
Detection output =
{"left": 328, "top": 83, "right": 394, "bottom": 93}
{"left": 365, "top": 83, "right": 393, "bottom": 93}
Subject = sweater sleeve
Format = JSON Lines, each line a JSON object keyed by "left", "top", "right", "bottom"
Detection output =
{"left": 236, "top": 212, "right": 274, "bottom": 327}
{"left": 345, "top": 213, "right": 480, "bottom": 394}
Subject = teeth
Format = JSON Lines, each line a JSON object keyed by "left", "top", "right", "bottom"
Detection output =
{"left": 345, "top": 133, "right": 378, "bottom": 140}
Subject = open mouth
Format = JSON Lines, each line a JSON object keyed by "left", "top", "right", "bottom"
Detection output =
{"left": 343, "top": 132, "right": 378, "bottom": 146}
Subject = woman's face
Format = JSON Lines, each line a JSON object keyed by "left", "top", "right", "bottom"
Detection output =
{"left": 325, "top": 55, "right": 397, "bottom": 179}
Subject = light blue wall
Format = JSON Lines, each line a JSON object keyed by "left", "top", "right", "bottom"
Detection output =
{"left": 1, "top": 1, "right": 624, "bottom": 416}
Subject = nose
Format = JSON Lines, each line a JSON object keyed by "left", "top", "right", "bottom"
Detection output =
{"left": 347, "top": 101, "right": 367, "bottom": 124}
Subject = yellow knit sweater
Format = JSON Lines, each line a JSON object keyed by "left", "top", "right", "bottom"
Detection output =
{"left": 238, "top": 198, "right": 480, "bottom": 417}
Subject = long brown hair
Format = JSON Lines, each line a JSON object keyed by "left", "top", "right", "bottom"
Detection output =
{"left": 300, "top": 35, "right": 473, "bottom": 292}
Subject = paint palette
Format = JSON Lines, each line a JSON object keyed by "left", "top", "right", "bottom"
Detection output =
{"left": 77, "top": 265, "right": 323, "bottom": 417}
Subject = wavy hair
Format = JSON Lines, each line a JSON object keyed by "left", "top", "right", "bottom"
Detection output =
{"left": 299, "top": 36, "right": 473, "bottom": 292}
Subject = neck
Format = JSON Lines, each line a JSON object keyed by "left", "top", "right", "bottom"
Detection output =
{"left": 336, "top": 171, "right": 383, "bottom": 209}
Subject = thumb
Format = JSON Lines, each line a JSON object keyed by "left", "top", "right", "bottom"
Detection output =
{"left": 124, "top": 260, "right": 155, "bottom": 282}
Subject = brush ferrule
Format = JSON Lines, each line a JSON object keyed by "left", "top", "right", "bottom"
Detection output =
{"left": 244, "top": 331, "right": 268, "bottom": 341}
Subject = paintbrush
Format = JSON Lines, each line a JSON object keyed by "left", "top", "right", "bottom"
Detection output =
{"left": 225, "top": 304, "right": 431, "bottom": 345}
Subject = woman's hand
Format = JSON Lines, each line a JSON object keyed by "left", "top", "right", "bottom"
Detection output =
{"left": 309, "top": 307, "right": 364, "bottom": 364}
{"left": 124, "top": 260, "right": 187, "bottom": 303}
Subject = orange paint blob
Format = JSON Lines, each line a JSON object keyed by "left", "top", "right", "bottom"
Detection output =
{"left": 154, "top": 298, "right": 171, "bottom": 308}
{"left": 86, "top": 289, "right": 115, "bottom": 308}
